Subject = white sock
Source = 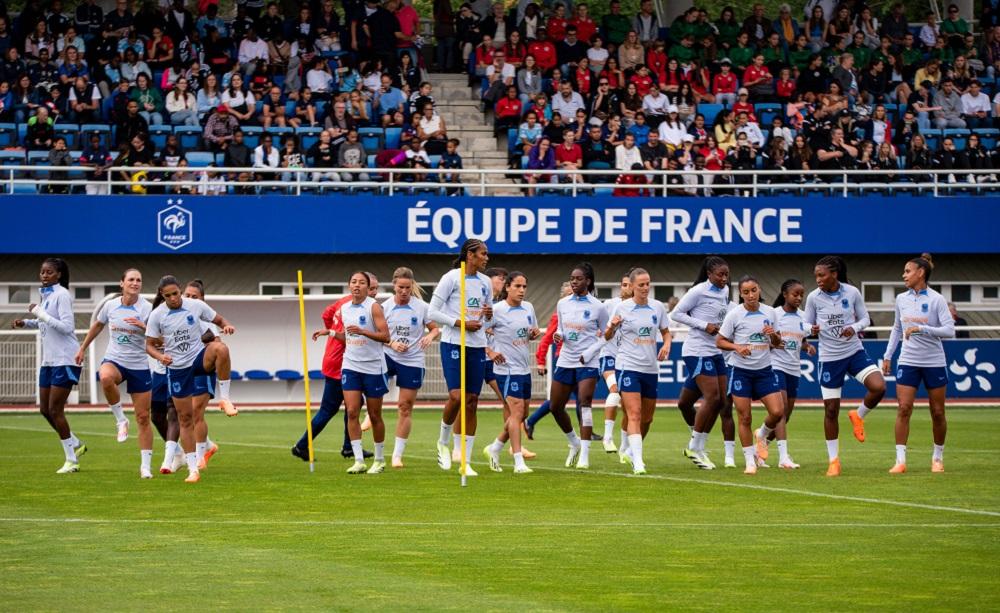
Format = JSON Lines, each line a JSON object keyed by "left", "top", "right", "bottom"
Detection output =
{"left": 109, "top": 402, "right": 126, "bottom": 423}
{"left": 218, "top": 379, "right": 231, "bottom": 400}
{"left": 687, "top": 430, "right": 700, "bottom": 451}
{"left": 69, "top": 432, "right": 80, "bottom": 446}
{"left": 464, "top": 436, "right": 475, "bottom": 460}
{"left": 724, "top": 440, "right": 735, "bottom": 461}
{"left": 513, "top": 451, "right": 526, "bottom": 469}
{"left": 933, "top": 444, "right": 944, "bottom": 462}
{"left": 141, "top": 449, "right": 153, "bottom": 471}
{"left": 206, "top": 435, "right": 214, "bottom": 448}
{"left": 438, "top": 422, "right": 452, "bottom": 446}
{"left": 453, "top": 436, "right": 461, "bottom": 453}
{"left": 620, "top": 428, "right": 628, "bottom": 450}
{"left": 777, "top": 440, "right": 789, "bottom": 463}
{"left": 488, "top": 438, "right": 504, "bottom": 453}
{"left": 392, "top": 436, "right": 407, "bottom": 459}
{"left": 185, "top": 452, "right": 198, "bottom": 473}
{"left": 374, "top": 442, "right": 384, "bottom": 462}
{"left": 60, "top": 438, "right": 77, "bottom": 462}
{"left": 826, "top": 439, "right": 839, "bottom": 461}
{"left": 696, "top": 431, "right": 709, "bottom": 452}
{"left": 628, "top": 434, "right": 644, "bottom": 470}
{"left": 565, "top": 430, "right": 581, "bottom": 446}
{"left": 164, "top": 440, "right": 178, "bottom": 464}
{"left": 603, "top": 419, "right": 615, "bottom": 442}
{"left": 742, "top": 445, "right": 756, "bottom": 469}
{"left": 351, "top": 439, "right": 363, "bottom": 462}
{"left": 579, "top": 439, "right": 591, "bottom": 464}
{"left": 758, "top": 424, "right": 774, "bottom": 439}
{"left": 196, "top": 442, "right": 207, "bottom": 464}
{"left": 895, "top": 444, "right": 907, "bottom": 465}
{"left": 857, "top": 401, "right": 871, "bottom": 419}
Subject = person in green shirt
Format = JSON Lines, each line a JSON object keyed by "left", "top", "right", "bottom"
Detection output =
{"left": 847, "top": 32, "right": 872, "bottom": 69}
{"left": 669, "top": 8, "right": 699, "bottom": 44}
{"left": 692, "top": 9, "right": 714, "bottom": 41}
{"left": 601, "top": 0, "right": 632, "bottom": 47}
{"left": 669, "top": 34, "right": 699, "bottom": 65}
{"left": 726, "top": 31, "right": 755, "bottom": 72}
{"left": 789, "top": 34, "right": 813, "bottom": 72}
{"left": 931, "top": 35, "right": 955, "bottom": 65}
{"left": 900, "top": 33, "right": 924, "bottom": 80}
{"left": 130, "top": 72, "right": 165, "bottom": 125}
{"left": 940, "top": 4, "right": 969, "bottom": 49}
{"left": 714, "top": 7, "right": 742, "bottom": 51}
{"left": 761, "top": 32, "right": 786, "bottom": 71}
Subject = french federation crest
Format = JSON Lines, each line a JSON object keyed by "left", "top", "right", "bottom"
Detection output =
{"left": 733, "top": 380, "right": 742, "bottom": 391}
{"left": 652, "top": 314, "right": 658, "bottom": 325}
{"left": 359, "top": 315, "right": 367, "bottom": 325}
{"left": 411, "top": 316, "right": 418, "bottom": 326}
{"left": 921, "top": 303, "right": 929, "bottom": 313}
{"left": 157, "top": 200, "right": 193, "bottom": 250}
{"left": 583, "top": 310, "right": 590, "bottom": 319}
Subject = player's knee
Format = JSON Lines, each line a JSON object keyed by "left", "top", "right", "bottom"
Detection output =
{"left": 738, "top": 411, "right": 753, "bottom": 427}
{"left": 135, "top": 411, "right": 150, "bottom": 426}
{"left": 398, "top": 401, "right": 413, "bottom": 416}
{"left": 99, "top": 373, "right": 117, "bottom": 388}
{"left": 929, "top": 405, "right": 946, "bottom": 421}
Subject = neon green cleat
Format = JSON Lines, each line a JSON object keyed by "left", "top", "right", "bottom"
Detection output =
{"left": 56, "top": 461, "right": 79, "bottom": 474}
{"left": 602, "top": 439, "right": 618, "bottom": 453}
{"left": 565, "top": 443, "right": 581, "bottom": 467}
{"left": 346, "top": 461, "right": 367, "bottom": 474}
{"left": 366, "top": 461, "right": 385, "bottom": 474}
{"left": 632, "top": 466, "right": 647, "bottom": 475}
{"left": 74, "top": 442, "right": 88, "bottom": 458}
{"left": 513, "top": 465, "right": 534, "bottom": 474}
{"left": 483, "top": 447, "right": 502, "bottom": 473}
{"left": 436, "top": 443, "right": 452, "bottom": 470}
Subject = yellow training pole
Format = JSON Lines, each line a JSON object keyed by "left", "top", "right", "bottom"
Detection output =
{"left": 296, "top": 270, "right": 316, "bottom": 473}
{"left": 459, "top": 262, "right": 467, "bottom": 487}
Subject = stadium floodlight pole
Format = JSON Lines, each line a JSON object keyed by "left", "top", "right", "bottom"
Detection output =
{"left": 460, "top": 262, "right": 468, "bottom": 487}
{"left": 296, "top": 270, "right": 316, "bottom": 473}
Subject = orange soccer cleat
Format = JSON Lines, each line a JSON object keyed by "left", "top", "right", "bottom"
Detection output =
{"left": 826, "top": 457, "right": 841, "bottom": 477}
{"left": 931, "top": 460, "right": 945, "bottom": 473}
{"left": 219, "top": 399, "right": 238, "bottom": 417}
{"left": 755, "top": 431, "right": 769, "bottom": 461}
{"left": 184, "top": 471, "right": 201, "bottom": 483}
{"left": 848, "top": 410, "right": 866, "bottom": 442}
{"left": 889, "top": 463, "right": 907, "bottom": 474}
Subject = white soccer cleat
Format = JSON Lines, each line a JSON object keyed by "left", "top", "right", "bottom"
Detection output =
{"left": 724, "top": 457, "right": 737, "bottom": 468}
{"left": 460, "top": 464, "right": 478, "bottom": 477}
{"left": 602, "top": 439, "right": 618, "bottom": 453}
{"left": 604, "top": 392, "right": 621, "bottom": 409}
{"left": 346, "top": 461, "right": 367, "bottom": 474}
{"left": 575, "top": 458, "right": 589, "bottom": 470}
{"left": 697, "top": 452, "right": 716, "bottom": 470}
{"left": 170, "top": 451, "right": 184, "bottom": 474}
{"left": 565, "top": 443, "right": 581, "bottom": 468}
{"left": 56, "top": 461, "right": 80, "bottom": 474}
{"left": 116, "top": 419, "right": 129, "bottom": 443}
{"left": 366, "top": 461, "right": 386, "bottom": 474}
{"left": 483, "top": 447, "right": 502, "bottom": 473}
{"left": 513, "top": 465, "right": 534, "bottom": 474}
{"left": 140, "top": 467, "right": 153, "bottom": 479}
{"left": 778, "top": 458, "right": 801, "bottom": 470}
{"left": 437, "top": 443, "right": 452, "bottom": 470}
{"left": 755, "top": 455, "right": 770, "bottom": 469}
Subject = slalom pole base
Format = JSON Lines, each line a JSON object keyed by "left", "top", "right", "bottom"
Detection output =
{"left": 309, "top": 462, "right": 315, "bottom": 473}
{"left": 461, "top": 475, "right": 467, "bottom": 487}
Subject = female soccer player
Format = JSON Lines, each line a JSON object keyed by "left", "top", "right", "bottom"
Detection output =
{"left": 145, "top": 276, "right": 237, "bottom": 483}
{"left": 716, "top": 275, "right": 785, "bottom": 475}
{"left": 382, "top": 267, "right": 439, "bottom": 468}
{"left": 804, "top": 255, "right": 886, "bottom": 477}
{"left": 673, "top": 256, "right": 734, "bottom": 470}
{"left": 428, "top": 239, "right": 493, "bottom": 477}
{"left": 882, "top": 254, "right": 954, "bottom": 474}
{"left": 13, "top": 258, "right": 85, "bottom": 474}
{"left": 75, "top": 268, "right": 155, "bottom": 477}
{"left": 600, "top": 272, "right": 632, "bottom": 457}
{"left": 150, "top": 354, "right": 184, "bottom": 474}
{"left": 605, "top": 268, "right": 671, "bottom": 475}
{"left": 336, "top": 271, "right": 391, "bottom": 474}
{"left": 770, "top": 278, "right": 816, "bottom": 469}
{"left": 483, "top": 271, "right": 541, "bottom": 474}
{"left": 182, "top": 280, "right": 227, "bottom": 469}
{"left": 550, "top": 262, "right": 608, "bottom": 470}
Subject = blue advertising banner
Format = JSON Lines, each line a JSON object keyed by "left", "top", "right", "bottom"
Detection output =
{"left": 590, "top": 340, "right": 999, "bottom": 400}
{"left": 1, "top": 195, "right": 998, "bottom": 254}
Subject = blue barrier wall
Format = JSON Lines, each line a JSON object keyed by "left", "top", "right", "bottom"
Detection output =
{"left": 585, "top": 340, "right": 998, "bottom": 400}
{"left": 3, "top": 195, "right": 998, "bottom": 254}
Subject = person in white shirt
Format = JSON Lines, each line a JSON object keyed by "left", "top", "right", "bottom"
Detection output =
{"left": 959, "top": 80, "right": 992, "bottom": 129}
{"left": 253, "top": 133, "right": 280, "bottom": 182}
{"left": 237, "top": 27, "right": 268, "bottom": 75}
{"left": 918, "top": 13, "right": 938, "bottom": 49}
{"left": 551, "top": 80, "right": 585, "bottom": 120}
{"left": 642, "top": 88, "right": 670, "bottom": 127}
{"left": 736, "top": 111, "right": 765, "bottom": 147}
{"left": 768, "top": 279, "right": 816, "bottom": 470}
{"left": 614, "top": 132, "right": 643, "bottom": 170}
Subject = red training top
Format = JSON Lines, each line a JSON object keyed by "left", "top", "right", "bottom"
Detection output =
{"left": 320, "top": 295, "right": 352, "bottom": 379}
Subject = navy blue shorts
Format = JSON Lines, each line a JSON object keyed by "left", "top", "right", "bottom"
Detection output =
{"left": 385, "top": 355, "right": 424, "bottom": 390}
{"left": 441, "top": 342, "right": 486, "bottom": 395}
{"left": 166, "top": 347, "right": 211, "bottom": 399}
{"left": 553, "top": 366, "right": 600, "bottom": 387}
{"left": 484, "top": 360, "right": 496, "bottom": 384}
{"left": 819, "top": 349, "right": 878, "bottom": 389}
{"left": 599, "top": 356, "right": 616, "bottom": 373}
{"left": 618, "top": 370, "right": 658, "bottom": 398}
{"left": 729, "top": 366, "right": 782, "bottom": 399}
{"left": 102, "top": 359, "right": 152, "bottom": 394}
{"left": 896, "top": 365, "right": 948, "bottom": 390}
{"left": 151, "top": 371, "right": 170, "bottom": 408}
{"left": 774, "top": 370, "right": 800, "bottom": 399}
{"left": 39, "top": 365, "right": 81, "bottom": 389}
{"left": 682, "top": 354, "right": 728, "bottom": 392}
{"left": 498, "top": 373, "right": 532, "bottom": 400}
{"left": 342, "top": 369, "right": 389, "bottom": 398}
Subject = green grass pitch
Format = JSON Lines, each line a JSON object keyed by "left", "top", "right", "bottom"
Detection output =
{"left": 1, "top": 407, "right": 998, "bottom": 611}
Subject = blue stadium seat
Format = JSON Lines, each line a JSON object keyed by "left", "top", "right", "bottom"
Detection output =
{"left": 17, "top": 123, "right": 27, "bottom": 145}
{"left": 755, "top": 103, "right": 782, "bottom": 126}
{"left": 507, "top": 127, "right": 519, "bottom": 155}
{"left": 241, "top": 125, "right": 263, "bottom": 148}
{"left": 978, "top": 128, "right": 999, "bottom": 150}
{"left": 148, "top": 124, "right": 172, "bottom": 149}
{"left": 243, "top": 369, "right": 273, "bottom": 380}
{"left": 366, "top": 154, "right": 376, "bottom": 168}
{"left": 358, "top": 127, "right": 384, "bottom": 152}
{"left": 53, "top": 123, "right": 80, "bottom": 148}
{"left": 308, "top": 369, "right": 324, "bottom": 380}
{"left": 275, "top": 369, "right": 303, "bottom": 381}
{"left": 428, "top": 155, "right": 441, "bottom": 168}
{"left": 268, "top": 126, "right": 294, "bottom": 141}
{"left": 186, "top": 151, "right": 214, "bottom": 167}
{"left": 230, "top": 370, "right": 243, "bottom": 381}
{"left": 384, "top": 127, "right": 402, "bottom": 149}
{"left": 11, "top": 181, "right": 37, "bottom": 194}
{"left": 174, "top": 125, "right": 202, "bottom": 150}
{"left": 922, "top": 128, "right": 942, "bottom": 150}
{"left": 0, "top": 122, "right": 16, "bottom": 146}
{"left": 27, "top": 150, "right": 49, "bottom": 164}
{"left": 943, "top": 128, "right": 970, "bottom": 150}
{"left": 214, "top": 153, "right": 225, "bottom": 165}
{"left": 697, "top": 103, "right": 724, "bottom": 127}
{"left": 296, "top": 126, "right": 323, "bottom": 150}
{"left": 0, "top": 149, "right": 25, "bottom": 166}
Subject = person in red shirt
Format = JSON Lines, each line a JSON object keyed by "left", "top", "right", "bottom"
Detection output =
{"left": 572, "top": 58, "right": 593, "bottom": 98}
{"left": 528, "top": 28, "right": 558, "bottom": 72}
{"left": 742, "top": 53, "right": 774, "bottom": 102}
{"left": 554, "top": 127, "right": 583, "bottom": 182}
{"left": 569, "top": 3, "right": 597, "bottom": 45}
{"left": 733, "top": 87, "right": 757, "bottom": 121}
{"left": 504, "top": 30, "right": 527, "bottom": 68}
{"left": 775, "top": 67, "right": 796, "bottom": 103}
{"left": 291, "top": 294, "right": 370, "bottom": 460}
{"left": 613, "top": 162, "right": 652, "bottom": 196}
{"left": 712, "top": 59, "right": 738, "bottom": 107}
{"left": 646, "top": 41, "right": 668, "bottom": 85}
{"left": 494, "top": 85, "right": 523, "bottom": 135}
{"left": 630, "top": 65, "right": 654, "bottom": 97}
{"left": 546, "top": 3, "right": 569, "bottom": 42}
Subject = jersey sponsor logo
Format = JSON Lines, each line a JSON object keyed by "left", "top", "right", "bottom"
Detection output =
{"left": 115, "top": 333, "right": 131, "bottom": 345}
{"left": 567, "top": 331, "right": 579, "bottom": 342}
{"left": 749, "top": 332, "right": 768, "bottom": 343}
{"left": 921, "top": 303, "right": 929, "bottom": 313}
{"left": 516, "top": 327, "right": 528, "bottom": 338}
{"left": 468, "top": 297, "right": 481, "bottom": 308}
{"left": 157, "top": 200, "right": 194, "bottom": 250}
{"left": 638, "top": 325, "right": 653, "bottom": 337}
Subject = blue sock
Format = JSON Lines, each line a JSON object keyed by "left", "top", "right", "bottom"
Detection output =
{"left": 527, "top": 400, "right": 551, "bottom": 428}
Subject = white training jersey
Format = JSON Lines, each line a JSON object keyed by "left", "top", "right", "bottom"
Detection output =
{"left": 382, "top": 297, "right": 431, "bottom": 368}
{"left": 599, "top": 296, "right": 624, "bottom": 359}
{"left": 803, "top": 283, "right": 869, "bottom": 362}
{"left": 771, "top": 307, "right": 808, "bottom": 377}
{"left": 97, "top": 296, "right": 154, "bottom": 371}
{"left": 427, "top": 268, "right": 493, "bottom": 348}
{"left": 23, "top": 284, "right": 79, "bottom": 367}
{"left": 146, "top": 297, "right": 217, "bottom": 369}
{"left": 556, "top": 294, "right": 609, "bottom": 369}
{"left": 720, "top": 304, "right": 778, "bottom": 371}
{"left": 612, "top": 298, "right": 669, "bottom": 375}
{"left": 490, "top": 300, "right": 538, "bottom": 376}
{"left": 883, "top": 288, "right": 955, "bottom": 368}
{"left": 341, "top": 297, "right": 386, "bottom": 375}
{"left": 671, "top": 281, "right": 732, "bottom": 358}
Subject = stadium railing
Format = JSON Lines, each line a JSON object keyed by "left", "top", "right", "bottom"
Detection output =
{"left": 3, "top": 166, "right": 1000, "bottom": 198}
